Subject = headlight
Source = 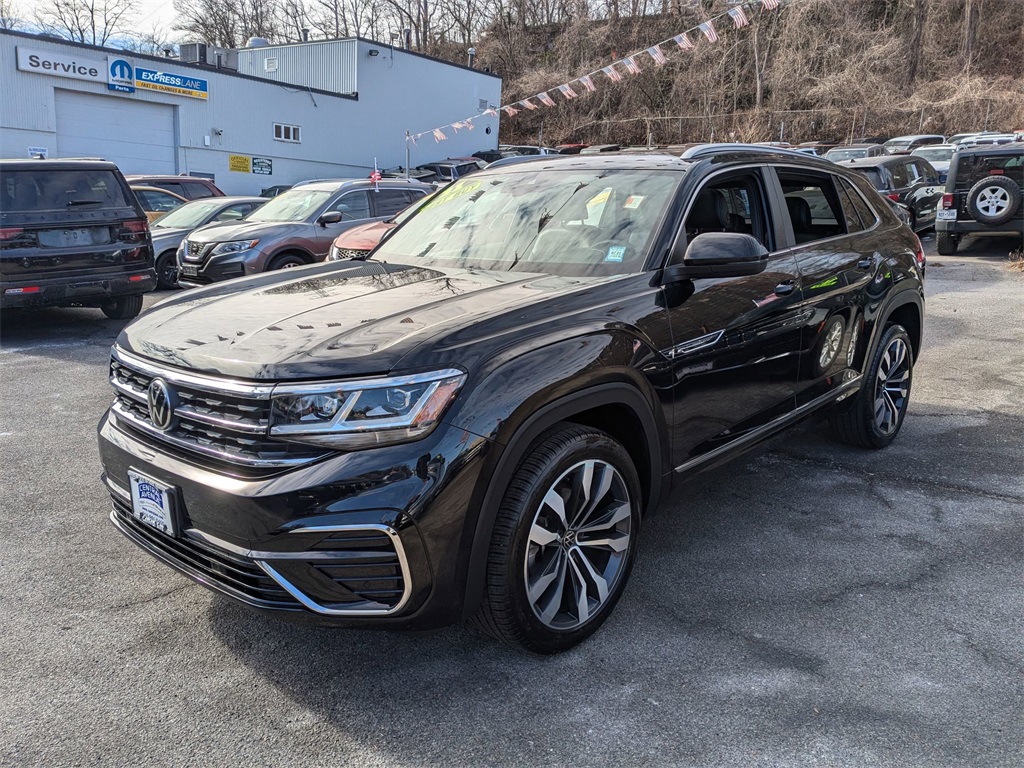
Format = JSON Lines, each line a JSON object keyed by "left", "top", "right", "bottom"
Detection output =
{"left": 269, "top": 369, "right": 466, "bottom": 449}
{"left": 327, "top": 244, "right": 340, "bottom": 261}
{"left": 211, "top": 239, "right": 259, "bottom": 255}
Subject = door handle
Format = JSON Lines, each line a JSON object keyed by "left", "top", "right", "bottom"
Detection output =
{"left": 857, "top": 258, "right": 874, "bottom": 270}
{"left": 774, "top": 281, "right": 796, "bottom": 296}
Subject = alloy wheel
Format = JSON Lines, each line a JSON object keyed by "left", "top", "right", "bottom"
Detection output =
{"left": 874, "top": 337, "right": 910, "bottom": 435}
{"left": 846, "top": 321, "right": 860, "bottom": 367}
{"left": 976, "top": 186, "right": 1010, "bottom": 217}
{"left": 523, "top": 460, "right": 632, "bottom": 631}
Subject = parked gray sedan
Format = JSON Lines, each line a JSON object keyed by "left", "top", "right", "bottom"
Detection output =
{"left": 176, "top": 179, "right": 432, "bottom": 287}
{"left": 150, "top": 196, "right": 265, "bottom": 288}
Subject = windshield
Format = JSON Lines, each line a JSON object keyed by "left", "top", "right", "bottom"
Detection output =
{"left": 373, "top": 169, "right": 681, "bottom": 277}
{"left": 152, "top": 199, "right": 222, "bottom": 229}
{"left": 247, "top": 188, "right": 333, "bottom": 222}
{"left": 826, "top": 148, "right": 868, "bottom": 162}
{"left": 914, "top": 147, "right": 954, "bottom": 163}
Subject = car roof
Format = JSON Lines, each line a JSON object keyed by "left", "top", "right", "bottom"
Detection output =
{"left": 827, "top": 144, "right": 880, "bottom": 150}
{"left": 0, "top": 158, "right": 120, "bottom": 170}
{"left": 130, "top": 185, "right": 188, "bottom": 199}
{"left": 298, "top": 178, "right": 432, "bottom": 191}
{"left": 125, "top": 174, "right": 216, "bottom": 183}
{"left": 205, "top": 195, "right": 266, "bottom": 204}
{"left": 954, "top": 143, "right": 1024, "bottom": 157}
{"left": 886, "top": 135, "right": 944, "bottom": 142}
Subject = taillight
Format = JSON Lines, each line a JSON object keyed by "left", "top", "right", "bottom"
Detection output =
{"left": 887, "top": 193, "right": 900, "bottom": 202}
{"left": 942, "top": 193, "right": 954, "bottom": 209}
{"left": 117, "top": 218, "right": 149, "bottom": 262}
{"left": 0, "top": 227, "right": 24, "bottom": 241}
{"left": 119, "top": 219, "right": 149, "bottom": 238}
{"left": 913, "top": 234, "right": 926, "bottom": 274}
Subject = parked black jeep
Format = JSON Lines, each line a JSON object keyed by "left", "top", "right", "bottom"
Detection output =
{"left": 935, "top": 144, "right": 1024, "bottom": 255}
{"left": 1, "top": 159, "right": 156, "bottom": 318}
{"left": 98, "top": 146, "right": 925, "bottom": 652}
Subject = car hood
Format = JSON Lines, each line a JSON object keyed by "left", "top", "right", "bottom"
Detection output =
{"left": 117, "top": 261, "right": 616, "bottom": 380}
{"left": 333, "top": 220, "right": 394, "bottom": 251}
{"left": 186, "top": 219, "right": 308, "bottom": 243}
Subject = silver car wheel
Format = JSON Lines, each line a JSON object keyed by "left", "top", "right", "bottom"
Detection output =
{"left": 976, "top": 186, "right": 1010, "bottom": 217}
{"left": 819, "top": 318, "right": 845, "bottom": 371}
{"left": 874, "top": 337, "right": 910, "bottom": 435}
{"left": 524, "top": 459, "right": 632, "bottom": 631}
{"left": 846, "top": 320, "right": 861, "bottom": 368}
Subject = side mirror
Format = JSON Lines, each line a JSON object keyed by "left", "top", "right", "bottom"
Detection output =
{"left": 318, "top": 210, "right": 344, "bottom": 227}
{"left": 663, "top": 232, "right": 769, "bottom": 283}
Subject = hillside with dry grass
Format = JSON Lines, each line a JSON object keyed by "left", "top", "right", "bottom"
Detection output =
{"left": 469, "top": 0, "right": 1024, "bottom": 145}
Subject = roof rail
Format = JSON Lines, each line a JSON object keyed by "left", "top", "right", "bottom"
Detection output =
{"left": 680, "top": 143, "right": 821, "bottom": 161}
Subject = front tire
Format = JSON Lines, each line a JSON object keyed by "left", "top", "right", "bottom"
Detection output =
{"left": 101, "top": 294, "right": 144, "bottom": 320}
{"left": 474, "top": 424, "right": 642, "bottom": 653}
{"left": 155, "top": 251, "right": 178, "bottom": 289}
{"left": 829, "top": 324, "right": 913, "bottom": 449}
{"left": 267, "top": 253, "right": 307, "bottom": 271}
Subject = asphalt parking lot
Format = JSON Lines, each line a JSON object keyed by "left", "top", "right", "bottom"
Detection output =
{"left": 1, "top": 233, "right": 1022, "bottom": 767}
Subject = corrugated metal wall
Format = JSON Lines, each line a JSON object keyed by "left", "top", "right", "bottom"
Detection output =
{"left": 1, "top": 32, "right": 503, "bottom": 194}
{"left": 236, "top": 40, "right": 358, "bottom": 94}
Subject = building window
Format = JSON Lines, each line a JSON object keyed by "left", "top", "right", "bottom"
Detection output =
{"left": 274, "top": 123, "right": 301, "bottom": 143}
{"left": 264, "top": 57, "right": 278, "bottom": 72}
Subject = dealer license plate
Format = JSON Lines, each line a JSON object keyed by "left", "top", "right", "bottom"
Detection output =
{"left": 936, "top": 209, "right": 957, "bottom": 221}
{"left": 128, "top": 470, "right": 177, "bottom": 537}
{"left": 38, "top": 227, "right": 108, "bottom": 248}
{"left": 179, "top": 264, "right": 199, "bottom": 277}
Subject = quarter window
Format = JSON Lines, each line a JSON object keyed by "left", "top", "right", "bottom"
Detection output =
{"left": 274, "top": 123, "right": 301, "bottom": 143}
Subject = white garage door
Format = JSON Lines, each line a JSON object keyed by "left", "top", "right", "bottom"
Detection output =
{"left": 55, "top": 90, "right": 176, "bottom": 175}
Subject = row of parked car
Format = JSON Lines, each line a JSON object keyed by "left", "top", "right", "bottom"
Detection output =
{"left": 1, "top": 135, "right": 1020, "bottom": 320}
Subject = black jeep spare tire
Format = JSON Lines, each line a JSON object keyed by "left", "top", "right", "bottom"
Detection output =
{"left": 966, "top": 175, "right": 1021, "bottom": 225}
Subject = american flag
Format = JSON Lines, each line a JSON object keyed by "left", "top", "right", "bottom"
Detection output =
{"left": 646, "top": 45, "right": 667, "bottom": 66}
{"left": 450, "top": 121, "right": 463, "bottom": 133}
{"left": 409, "top": 133, "right": 418, "bottom": 146}
{"left": 502, "top": 105, "right": 519, "bottom": 117}
{"left": 762, "top": 0, "right": 781, "bottom": 9}
{"left": 483, "top": 108, "right": 498, "bottom": 117}
{"left": 728, "top": 6, "right": 749, "bottom": 27}
{"left": 579, "top": 74, "right": 597, "bottom": 92}
{"left": 537, "top": 92, "right": 556, "bottom": 107}
{"left": 464, "top": 119, "right": 475, "bottom": 130}
{"left": 558, "top": 83, "right": 578, "bottom": 100}
{"left": 432, "top": 128, "right": 447, "bottom": 142}
{"left": 673, "top": 33, "right": 695, "bottom": 50}
{"left": 520, "top": 99, "right": 539, "bottom": 110}
{"left": 369, "top": 158, "right": 381, "bottom": 189}
{"left": 622, "top": 55, "right": 642, "bottom": 75}
{"left": 699, "top": 21, "right": 719, "bottom": 43}
{"left": 602, "top": 65, "right": 623, "bottom": 82}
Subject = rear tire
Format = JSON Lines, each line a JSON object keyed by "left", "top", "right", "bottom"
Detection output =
{"left": 829, "top": 324, "right": 913, "bottom": 449}
{"left": 936, "top": 232, "right": 958, "bottom": 255}
{"left": 473, "top": 424, "right": 642, "bottom": 653}
{"left": 101, "top": 294, "right": 144, "bottom": 320}
{"left": 267, "top": 253, "right": 307, "bottom": 271}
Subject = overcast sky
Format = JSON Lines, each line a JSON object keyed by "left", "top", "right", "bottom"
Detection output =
{"left": 16, "top": 0, "right": 180, "bottom": 40}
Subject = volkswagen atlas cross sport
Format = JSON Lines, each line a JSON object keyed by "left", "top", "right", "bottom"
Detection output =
{"left": 98, "top": 146, "right": 925, "bottom": 653}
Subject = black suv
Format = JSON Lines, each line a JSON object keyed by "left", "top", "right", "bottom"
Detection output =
{"left": 935, "top": 144, "right": 1024, "bottom": 255}
{"left": 846, "top": 155, "right": 943, "bottom": 233}
{"left": 97, "top": 147, "right": 925, "bottom": 652}
{"left": 1, "top": 159, "right": 156, "bottom": 319}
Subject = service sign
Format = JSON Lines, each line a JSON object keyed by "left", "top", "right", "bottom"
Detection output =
{"left": 229, "top": 155, "right": 252, "bottom": 173}
{"left": 135, "top": 67, "right": 209, "bottom": 99}
{"left": 252, "top": 157, "right": 273, "bottom": 175}
{"left": 16, "top": 47, "right": 105, "bottom": 84}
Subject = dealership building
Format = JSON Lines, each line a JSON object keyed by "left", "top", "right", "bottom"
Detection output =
{"left": 0, "top": 30, "right": 502, "bottom": 194}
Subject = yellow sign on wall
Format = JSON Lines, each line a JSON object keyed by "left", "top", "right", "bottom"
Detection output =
{"left": 229, "top": 155, "right": 252, "bottom": 173}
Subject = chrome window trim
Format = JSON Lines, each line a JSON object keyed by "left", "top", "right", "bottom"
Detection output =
{"left": 257, "top": 524, "right": 412, "bottom": 616}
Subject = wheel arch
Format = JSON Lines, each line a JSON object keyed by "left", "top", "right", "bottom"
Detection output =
{"left": 459, "top": 382, "right": 666, "bottom": 622}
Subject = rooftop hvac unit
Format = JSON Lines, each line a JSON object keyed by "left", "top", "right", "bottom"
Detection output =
{"left": 178, "top": 42, "right": 239, "bottom": 70}
{"left": 179, "top": 42, "right": 206, "bottom": 64}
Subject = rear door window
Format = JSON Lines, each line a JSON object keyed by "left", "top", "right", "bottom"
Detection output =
{"left": 372, "top": 190, "right": 411, "bottom": 217}
{"left": 183, "top": 181, "right": 215, "bottom": 199}
{"left": 153, "top": 182, "right": 187, "bottom": 197}
{"left": 1, "top": 169, "right": 132, "bottom": 212}
{"left": 889, "top": 163, "right": 909, "bottom": 189}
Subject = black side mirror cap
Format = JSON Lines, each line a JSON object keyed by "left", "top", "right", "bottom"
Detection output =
{"left": 663, "top": 232, "right": 769, "bottom": 282}
{"left": 318, "top": 211, "right": 344, "bottom": 227}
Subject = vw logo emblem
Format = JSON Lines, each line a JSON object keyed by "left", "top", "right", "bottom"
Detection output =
{"left": 147, "top": 378, "right": 176, "bottom": 431}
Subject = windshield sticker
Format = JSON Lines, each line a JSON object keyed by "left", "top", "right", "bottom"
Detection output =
{"left": 587, "top": 189, "right": 611, "bottom": 208}
{"left": 422, "top": 180, "right": 483, "bottom": 211}
{"left": 605, "top": 246, "right": 626, "bottom": 262}
{"left": 623, "top": 195, "right": 645, "bottom": 209}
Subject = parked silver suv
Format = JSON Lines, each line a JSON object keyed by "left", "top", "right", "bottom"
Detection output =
{"left": 176, "top": 178, "right": 431, "bottom": 286}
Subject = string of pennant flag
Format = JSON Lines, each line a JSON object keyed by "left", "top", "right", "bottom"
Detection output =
{"left": 408, "top": 0, "right": 786, "bottom": 145}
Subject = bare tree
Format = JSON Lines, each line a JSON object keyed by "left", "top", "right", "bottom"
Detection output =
{"left": 173, "top": 0, "right": 282, "bottom": 46}
{"left": 0, "top": 0, "right": 22, "bottom": 30}
{"left": 35, "top": 0, "right": 135, "bottom": 45}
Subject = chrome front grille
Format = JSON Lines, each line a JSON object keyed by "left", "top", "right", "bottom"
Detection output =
{"left": 109, "top": 348, "right": 326, "bottom": 470}
{"left": 183, "top": 240, "right": 213, "bottom": 262}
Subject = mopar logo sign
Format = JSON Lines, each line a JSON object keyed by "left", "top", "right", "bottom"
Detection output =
{"left": 107, "top": 56, "right": 134, "bottom": 93}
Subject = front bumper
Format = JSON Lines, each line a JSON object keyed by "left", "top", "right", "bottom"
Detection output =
{"left": 0, "top": 269, "right": 156, "bottom": 309}
{"left": 98, "top": 407, "right": 491, "bottom": 629}
{"left": 176, "top": 246, "right": 271, "bottom": 286}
